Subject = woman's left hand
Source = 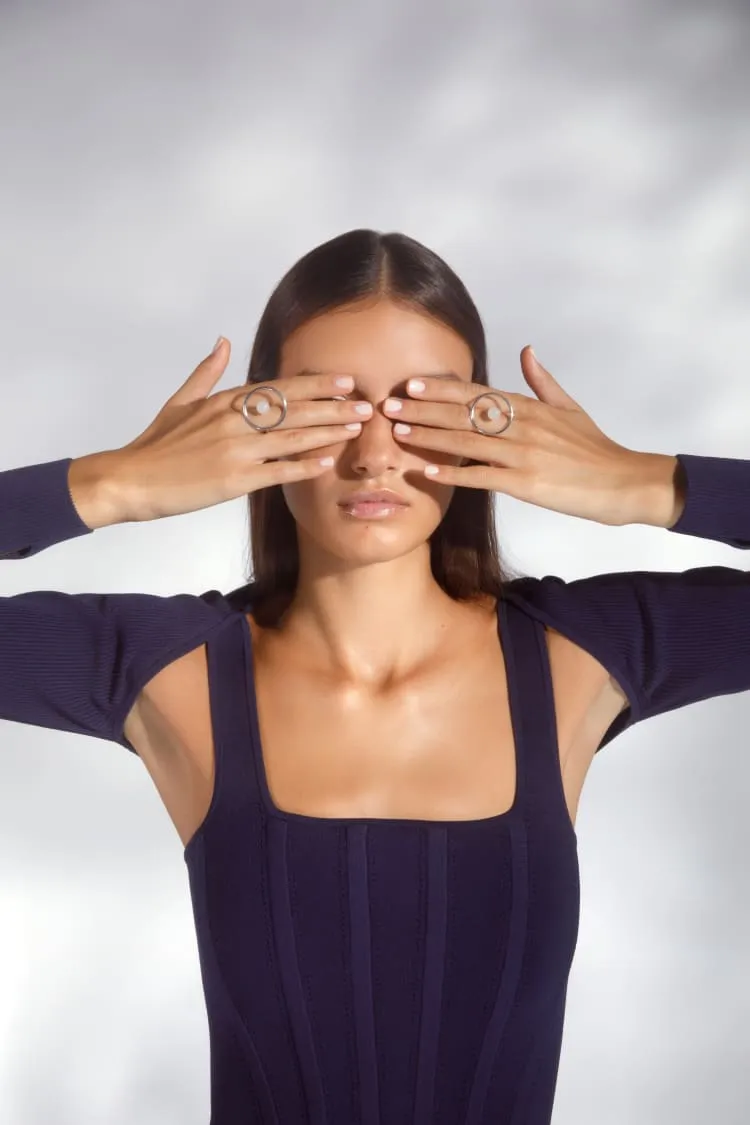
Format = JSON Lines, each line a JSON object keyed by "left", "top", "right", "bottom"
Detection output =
{"left": 384, "top": 345, "right": 679, "bottom": 528}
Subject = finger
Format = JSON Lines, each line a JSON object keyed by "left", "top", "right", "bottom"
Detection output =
{"left": 519, "top": 346, "right": 581, "bottom": 411}
{"left": 246, "top": 422, "right": 364, "bottom": 459}
{"left": 405, "top": 375, "right": 527, "bottom": 416}
{"left": 168, "top": 337, "right": 231, "bottom": 407}
{"left": 227, "top": 389, "right": 371, "bottom": 432}
{"left": 220, "top": 372, "right": 357, "bottom": 418}
{"left": 383, "top": 396, "right": 473, "bottom": 430}
{"left": 247, "top": 455, "right": 337, "bottom": 492}
{"left": 387, "top": 394, "right": 517, "bottom": 433}
{"left": 275, "top": 371, "right": 358, "bottom": 401}
{"left": 392, "top": 423, "right": 522, "bottom": 465}
{"left": 421, "top": 462, "right": 519, "bottom": 491}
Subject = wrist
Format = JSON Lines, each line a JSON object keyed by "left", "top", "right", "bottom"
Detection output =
{"left": 67, "top": 451, "right": 130, "bottom": 530}
{"left": 630, "top": 453, "right": 687, "bottom": 529}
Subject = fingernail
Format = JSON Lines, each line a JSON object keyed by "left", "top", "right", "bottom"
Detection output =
{"left": 393, "top": 422, "right": 411, "bottom": 434}
{"left": 213, "top": 336, "right": 224, "bottom": 353}
{"left": 407, "top": 379, "right": 425, "bottom": 394}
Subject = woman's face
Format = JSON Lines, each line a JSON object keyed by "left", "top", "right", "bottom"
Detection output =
{"left": 278, "top": 298, "right": 474, "bottom": 569}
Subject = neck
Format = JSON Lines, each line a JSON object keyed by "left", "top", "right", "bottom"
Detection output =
{"left": 278, "top": 547, "right": 474, "bottom": 688}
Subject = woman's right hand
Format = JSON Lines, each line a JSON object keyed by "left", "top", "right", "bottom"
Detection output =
{"left": 101, "top": 337, "right": 368, "bottom": 523}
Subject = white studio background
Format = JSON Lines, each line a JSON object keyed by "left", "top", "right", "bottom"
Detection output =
{"left": 1, "top": 1, "right": 749, "bottom": 1123}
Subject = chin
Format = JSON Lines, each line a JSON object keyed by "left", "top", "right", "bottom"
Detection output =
{"left": 326, "top": 524, "right": 430, "bottom": 565}
{"left": 296, "top": 510, "right": 437, "bottom": 567}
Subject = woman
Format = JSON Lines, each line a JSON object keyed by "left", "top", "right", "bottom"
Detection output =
{"left": 2, "top": 228, "right": 748, "bottom": 1124}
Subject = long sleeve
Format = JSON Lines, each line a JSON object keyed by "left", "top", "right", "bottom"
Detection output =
{"left": 502, "top": 452, "right": 750, "bottom": 751}
{"left": 0, "top": 457, "right": 96, "bottom": 560}
{"left": 1, "top": 458, "right": 231, "bottom": 751}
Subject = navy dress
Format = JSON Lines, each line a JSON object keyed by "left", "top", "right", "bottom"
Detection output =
{"left": 182, "top": 590, "right": 579, "bottom": 1123}
{"left": 1, "top": 453, "right": 749, "bottom": 1123}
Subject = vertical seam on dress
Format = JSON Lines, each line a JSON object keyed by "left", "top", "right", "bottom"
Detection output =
{"left": 413, "top": 825, "right": 449, "bottom": 1123}
{"left": 348, "top": 824, "right": 380, "bottom": 1125}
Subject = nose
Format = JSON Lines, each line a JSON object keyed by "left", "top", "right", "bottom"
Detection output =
{"left": 347, "top": 401, "right": 405, "bottom": 478}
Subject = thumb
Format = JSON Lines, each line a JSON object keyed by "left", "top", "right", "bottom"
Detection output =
{"left": 519, "top": 344, "right": 580, "bottom": 411}
{"left": 167, "top": 336, "right": 231, "bottom": 407}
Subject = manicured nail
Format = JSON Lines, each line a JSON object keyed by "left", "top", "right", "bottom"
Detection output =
{"left": 393, "top": 422, "right": 411, "bottom": 434}
{"left": 212, "top": 336, "right": 224, "bottom": 353}
{"left": 319, "top": 456, "right": 335, "bottom": 466}
{"left": 345, "top": 422, "right": 362, "bottom": 431}
{"left": 335, "top": 375, "right": 354, "bottom": 389}
{"left": 384, "top": 397, "right": 402, "bottom": 412}
{"left": 424, "top": 465, "right": 440, "bottom": 475}
{"left": 407, "top": 379, "right": 425, "bottom": 394}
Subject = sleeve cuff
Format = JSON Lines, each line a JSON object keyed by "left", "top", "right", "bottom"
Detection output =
{"left": 668, "top": 453, "right": 750, "bottom": 549}
{"left": 0, "top": 457, "right": 95, "bottom": 560}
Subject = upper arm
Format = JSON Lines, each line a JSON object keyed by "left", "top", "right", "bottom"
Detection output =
{"left": 507, "top": 564, "right": 750, "bottom": 750}
{"left": 0, "top": 587, "right": 228, "bottom": 750}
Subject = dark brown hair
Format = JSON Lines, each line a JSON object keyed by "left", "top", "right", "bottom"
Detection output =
{"left": 234, "top": 229, "right": 523, "bottom": 626}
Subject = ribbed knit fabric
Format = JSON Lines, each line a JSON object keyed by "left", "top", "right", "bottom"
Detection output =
{"left": 2, "top": 452, "right": 748, "bottom": 1123}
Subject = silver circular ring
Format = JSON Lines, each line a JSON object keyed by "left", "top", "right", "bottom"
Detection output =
{"left": 467, "top": 391, "right": 515, "bottom": 436}
{"left": 241, "top": 384, "right": 288, "bottom": 431}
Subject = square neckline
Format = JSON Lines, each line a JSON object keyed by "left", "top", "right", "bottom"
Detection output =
{"left": 241, "top": 598, "right": 525, "bottom": 829}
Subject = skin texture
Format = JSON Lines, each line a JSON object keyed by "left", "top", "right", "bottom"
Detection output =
{"left": 276, "top": 297, "right": 482, "bottom": 686}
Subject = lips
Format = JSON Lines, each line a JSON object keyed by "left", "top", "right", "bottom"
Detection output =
{"left": 338, "top": 490, "right": 409, "bottom": 507}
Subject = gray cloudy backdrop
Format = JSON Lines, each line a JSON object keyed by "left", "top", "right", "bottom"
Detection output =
{"left": 1, "top": 1, "right": 749, "bottom": 1122}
